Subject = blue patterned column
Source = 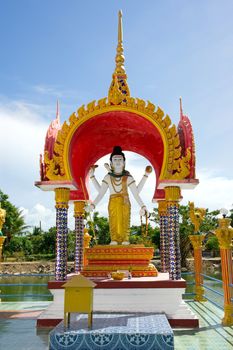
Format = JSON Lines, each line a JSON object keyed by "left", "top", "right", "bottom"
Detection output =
{"left": 55, "top": 188, "right": 70, "bottom": 281}
{"left": 158, "top": 200, "right": 169, "bottom": 273}
{"left": 74, "top": 201, "right": 85, "bottom": 273}
{"left": 165, "top": 187, "right": 181, "bottom": 280}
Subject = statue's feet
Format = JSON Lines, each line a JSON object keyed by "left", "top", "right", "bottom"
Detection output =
{"left": 110, "top": 241, "right": 118, "bottom": 245}
{"left": 122, "top": 241, "right": 130, "bottom": 245}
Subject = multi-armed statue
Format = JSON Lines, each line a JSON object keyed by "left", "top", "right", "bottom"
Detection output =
{"left": 86, "top": 146, "right": 151, "bottom": 245}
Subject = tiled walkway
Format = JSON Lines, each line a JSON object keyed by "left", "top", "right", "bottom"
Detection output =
{"left": 0, "top": 301, "right": 51, "bottom": 319}
{"left": 174, "top": 301, "right": 233, "bottom": 350}
{"left": 0, "top": 300, "right": 232, "bottom": 349}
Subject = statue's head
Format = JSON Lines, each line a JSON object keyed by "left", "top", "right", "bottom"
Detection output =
{"left": 110, "top": 146, "right": 125, "bottom": 174}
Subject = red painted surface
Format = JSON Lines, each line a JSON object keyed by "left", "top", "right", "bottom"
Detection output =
{"left": 69, "top": 111, "right": 164, "bottom": 200}
{"left": 169, "top": 319, "right": 199, "bottom": 328}
{"left": 37, "top": 317, "right": 198, "bottom": 328}
{"left": 36, "top": 314, "right": 199, "bottom": 328}
{"left": 48, "top": 279, "right": 186, "bottom": 289}
{"left": 37, "top": 318, "right": 62, "bottom": 328}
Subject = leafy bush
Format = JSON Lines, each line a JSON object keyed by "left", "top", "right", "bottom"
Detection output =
{"left": 205, "top": 236, "right": 219, "bottom": 251}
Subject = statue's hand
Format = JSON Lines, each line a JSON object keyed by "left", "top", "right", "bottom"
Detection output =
{"left": 89, "top": 165, "right": 98, "bottom": 177}
{"left": 140, "top": 206, "right": 148, "bottom": 217}
{"left": 104, "top": 163, "right": 111, "bottom": 172}
{"left": 145, "top": 165, "right": 152, "bottom": 176}
{"left": 85, "top": 203, "right": 95, "bottom": 213}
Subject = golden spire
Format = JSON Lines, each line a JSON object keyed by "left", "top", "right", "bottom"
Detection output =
{"left": 115, "top": 10, "right": 125, "bottom": 74}
{"left": 108, "top": 10, "right": 130, "bottom": 105}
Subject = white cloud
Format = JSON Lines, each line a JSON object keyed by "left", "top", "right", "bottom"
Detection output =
{"left": 182, "top": 169, "right": 233, "bottom": 211}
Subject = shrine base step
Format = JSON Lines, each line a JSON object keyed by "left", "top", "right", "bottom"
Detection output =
{"left": 49, "top": 313, "right": 174, "bottom": 350}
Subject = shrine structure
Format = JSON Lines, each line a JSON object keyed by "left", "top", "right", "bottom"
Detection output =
{"left": 35, "top": 11, "right": 198, "bottom": 283}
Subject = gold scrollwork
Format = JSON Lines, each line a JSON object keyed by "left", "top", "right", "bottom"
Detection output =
{"left": 170, "top": 147, "right": 191, "bottom": 179}
{"left": 44, "top": 151, "right": 65, "bottom": 181}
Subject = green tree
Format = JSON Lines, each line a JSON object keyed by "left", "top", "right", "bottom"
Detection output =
{"left": 43, "top": 227, "right": 56, "bottom": 254}
{"left": 87, "top": 212, "right": 110, "bottom": 245}
{"left": 0, "top": 189, "right": 28, "bottom": 239}
{"left": 150, "top": 205, "right": 220, "bottom": 267}
{"left": 205, "top": 235, "right": 219, "bottom": 256}
{"left": 129, "top": 223, "right": 159, "bottom": 249}
{"left": 228, "top": 209, "right": 233, "bottom": 227}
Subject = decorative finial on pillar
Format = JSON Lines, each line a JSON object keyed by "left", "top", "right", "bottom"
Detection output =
{"left": 108, "top": 10, "right": 130, "bottom": 104}
{"left": 56, "top": 100, "right": 60, "bottom": 123}
{"left": 179, "top": 97, "right": 183, "bottom": 120}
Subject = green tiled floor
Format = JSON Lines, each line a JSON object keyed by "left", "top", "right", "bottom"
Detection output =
{"left": 174, "top": 301, "right": 233, "bottom": 350}
{"left": 0, "top": 300, "right": 232, "bottom": 349}
{"left": 0, "top": 301, "right": 51, "bottom": 311}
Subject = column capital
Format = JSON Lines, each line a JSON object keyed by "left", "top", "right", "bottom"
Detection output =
{"left": 74, "top": 200, "right": 86, "bottom": 217}
{"left": 55, "top": 188, "right": 70, "bottom": 209}
{"left": 215, "top": 218, "right": 233, "bottom": 249}
{"left": 157, "top": 200, "right": 167, "bottom": 215}
{"left": 189, "top": 234, "right": 204, "bottom": 249}
{"left": 164, "top": 186, "right": 181, "bottom": 202}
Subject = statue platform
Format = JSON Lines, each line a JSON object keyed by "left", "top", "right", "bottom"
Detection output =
{"left": 37, "top": 273, "right": 198, "bottom": 328}
{"left": 49, "top": 313, "right": 174, "bottom": 350}
{"left": 82, "top": 245, "right": 158, "bottom": 277}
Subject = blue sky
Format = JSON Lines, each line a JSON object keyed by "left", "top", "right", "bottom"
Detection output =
{"left": 0, "top": 1, "right": 232, "bottom": 230}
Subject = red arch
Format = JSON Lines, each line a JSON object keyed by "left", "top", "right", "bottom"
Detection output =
{"left": 69, "top": 111, "right": 164, "bottom": 200}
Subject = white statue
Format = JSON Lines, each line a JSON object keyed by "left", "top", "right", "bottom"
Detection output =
{"left": 86, "top": 146, "right": 152, "bottom": 245}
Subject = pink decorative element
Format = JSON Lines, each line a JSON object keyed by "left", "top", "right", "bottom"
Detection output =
{"left": 44, "top": 101, "right": 61, "bottom": 159}
{"left": 178, "top": 98, "right": 196, "bottom": 179}
{"left": 40, "top": 154, "right": 45, "bottom": 180}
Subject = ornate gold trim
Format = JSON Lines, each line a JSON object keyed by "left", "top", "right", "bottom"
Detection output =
{"left": 52, "top": 97, "right": 189, "bottom": 182}
{"left": 189, "top": 235, "right": 204, "bottom": 249}
{"left": 74, "top": 201, "right": 85, "bottom": 216}
{"left": 158, "top": 200, "right": 167, "bottom": 215}
{"left": 55, "top": 188, "right": 70, "bottom": 208}
{"left": 164, "top": 186, "right": 181, "bottom": 202}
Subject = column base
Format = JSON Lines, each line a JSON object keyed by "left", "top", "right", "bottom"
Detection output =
{"left": 222, "top": 304, "right": 233, "bottom": 326}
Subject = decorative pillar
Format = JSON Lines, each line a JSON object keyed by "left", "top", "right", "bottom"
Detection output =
{"left": 74, "top": 201, "right": 85, "bottom": 273}
{"left": 215, "top": 218, "right": 233, "bottom": 326}
{"left": 165, "top": 186, "right": 181, "bottom": 280}
{"left": 189, "top": 235, "right": 206, "bottom": 301}
{"left": 158, "top": 200, "right": 169, "bottom": 272}
{"left": 55, "top": 188, "right": 70, "bottom": 281}
{"left": 83, "top": 228, "right": 91, "bottom": 267}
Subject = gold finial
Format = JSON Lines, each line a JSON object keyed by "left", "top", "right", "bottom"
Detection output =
{"left": 108, "top": 10, "right": 130, "bottom": 104}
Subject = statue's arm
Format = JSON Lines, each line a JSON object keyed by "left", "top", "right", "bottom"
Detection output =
{"left": 92, "top": 176, "right": 109, "bottom": 207}
{"left": 89, "top": 166, "right": 101, "bottom": 192}
{"left": 137, "top": 166, "right": 152, "bottom": 193}
{"left": 128, "top": 176, "right": 146, "bottom": 209}
{"left": 90, "top": 176, "right": 101, "bottom": 192}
